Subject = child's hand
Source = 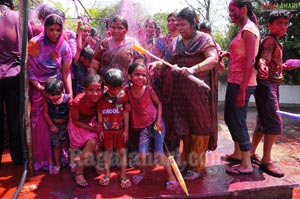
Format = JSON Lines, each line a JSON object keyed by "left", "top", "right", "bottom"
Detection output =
{"left": 154, "top": 121, "right": 162, "bottom": 134}
{"left": 50, "top": 125, "right": 59, "bottom": 133}
{"left": 99, "top": 132, "right": 104, "bottom": 142}
{"left": 122, "top": 131, "right": 129, "bottom": 143}
{"left": 258, "top": 65, "right": 269, "bottom": 79}
{"left": 96, "top": 122, "right": 103, "bottom": 133}
{"left": 124, "top": 103, "right": 131, "bottom": 112}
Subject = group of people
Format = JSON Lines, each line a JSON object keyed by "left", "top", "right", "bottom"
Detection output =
{"left": 0, "top": 0, "right": 298, "bottom": 193}
{"left": 220, "top": 0, "right": 294, "bottom": 179}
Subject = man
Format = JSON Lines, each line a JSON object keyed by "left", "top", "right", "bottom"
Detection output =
{"left": 0, "top": 0, "right": 32, "bottom": 166}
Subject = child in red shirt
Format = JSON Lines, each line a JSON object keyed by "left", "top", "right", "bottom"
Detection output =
{"left": 126, "top": 62, "right": 178, "bottom": 191}
{"left": 97, "top": 68, "right": 131, "bottom": 188}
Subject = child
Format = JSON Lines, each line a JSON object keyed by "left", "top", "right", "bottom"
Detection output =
{"left": 251, "top": 10, "right": 291, "bottom": 178}
{"left": 74, "top": 47, "right": 94, "bottom": 94}
{"left": 97, "top": 68, "right": 131, "bottom": 188}
{"left": 126, "top": 62, "right": 178, "bottom": 191}
{"left": 43, "top": 78, "right": 70, "bottom": 174}
{"left": 68, "top": 74, "right": 104, "bottom": 188}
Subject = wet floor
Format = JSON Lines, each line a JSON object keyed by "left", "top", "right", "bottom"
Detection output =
{"left": 0, "top": 106, "right": 299, "bottom": 199}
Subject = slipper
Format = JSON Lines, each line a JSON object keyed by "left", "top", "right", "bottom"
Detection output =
{"left": 120, "top": 178, "right": 132, "bottom": 188}
{"left": 221, "top": 155, "right": 242, "bottom": 164}
{"left": 184, "top": 170, "right": 202, "bottom": 180}
{"left": 225, "top": 166, "right": 253, "bottom": 175}
{"left": 250, "top": 154, "right": 261, "bottom": 165}
{"left": 132, "top": 174, "right": 144, "bottom": 185}
{"left": 259, "top": 162, "right": 284, "bottom": 178}
{"left": 99, "top": 176, "right": 110, "bottom": 186}
{"left": 74, "top": 173, "right": 88, "bottom": 188}
{"left": 166, "top": 180, "right": 179, "bottom": 191}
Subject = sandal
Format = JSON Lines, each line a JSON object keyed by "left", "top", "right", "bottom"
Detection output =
{"left": 99, "top": 176, "right": 110, "bottom": 186}
{"left": 74, "top": 173, "right": 88, "bottom": 188}
{"left": 95, "top": 164, "right": 104, "bottom": 175}
{"left": 184, "top": 170, "right": 202, "bottom": 180}
{"left": 166, "top": 180, "right": 179, "bottom": 191}
{"left": 132, "top": 174, "right": 144, "bottom": 185}
{"left": 250, "top": 154, "right": 261, "bottom": 165}
{"left": 120, "top": 178, "right": 132, "bottom": 188}
{"left": 259, "top": 162, "right": 284, "bottom": 178}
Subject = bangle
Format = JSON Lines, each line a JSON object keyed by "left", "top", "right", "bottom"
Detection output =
{"left": 197, "top": 63, "right": 202, "bottom": 72}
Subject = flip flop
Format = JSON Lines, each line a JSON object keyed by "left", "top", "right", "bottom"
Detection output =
{"left": 259, "top": 162, "right": 284, "bottom": 178}
{"left": 250, "top": 154, "right": 261, "bottom": 165}
{"left": 132, "top": 174, "right": 144, "bottom": 184}
{"left": 225, "top": 166, "right": 253, "bottom": 175}
{"left": 221, "top": 155, "right": 242, "bottom": 164}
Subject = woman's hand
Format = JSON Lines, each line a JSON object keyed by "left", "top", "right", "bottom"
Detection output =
{"left": 236, "top": 88, "right": 246, "bottom": 108}
{"left": 219, "top": 51, "right": 230, "bottom": 58}
{"left": 148, "top": 61, "right": 163, "bottom": 78}
{"left": 177, "top": 66, "right": 194, "bottom": 76}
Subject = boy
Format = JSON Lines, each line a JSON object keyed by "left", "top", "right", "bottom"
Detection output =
{"left": 251, "top": 10, "right": 291, "bottom": 178}
{"left": 74, "top": 47, "right": 94, "bottom": 94}
{"left": 97, "top": 68, "right": 131, "bottom": 188}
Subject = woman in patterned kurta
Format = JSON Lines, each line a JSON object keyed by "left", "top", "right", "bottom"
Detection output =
{"left": 89, "top": 15, "right": 144, "bottom": 83}
{"left": 28, "top": 14, "right": 72, "bottom": 172}
{"left": 152, "top": 7, "right": 218, "bottom": 180}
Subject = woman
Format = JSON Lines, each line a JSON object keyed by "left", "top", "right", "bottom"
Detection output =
{"left": 28, "top": 14, "right": 73, "bottom": 173}
{"left": 151, "top": 12, "right": 180, "bottom": 158}
{"left": 152, "top": 7, "right": 218, "bottom": 180}
{"left": 220, "top": 0, "right": 260, "bottom": 175}
{"left": 138, "top": 19, "right": 159, "bottom": 62}
{"left": 89, "top": 15, "right": 144, "bottom": 83}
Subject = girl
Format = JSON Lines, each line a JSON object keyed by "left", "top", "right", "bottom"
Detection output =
{"left": 219, "top": 0, "right": 260, "bottom": 175}
{"left": 126, "top": 62, "right": 178, "bottom": 191}
{"left": 43, "top": 78, "right": 70, "bottom": 174}
{"left": 68, "top": 74, "right": 103, "bottom": 187}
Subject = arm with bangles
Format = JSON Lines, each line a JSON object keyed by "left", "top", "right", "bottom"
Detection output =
{"left": 179, "top": 46, "right": 218, "bottom": 76}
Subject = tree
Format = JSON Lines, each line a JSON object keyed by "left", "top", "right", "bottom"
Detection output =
{"left": 184, "top": 0, "right": 211, "bottom": 20}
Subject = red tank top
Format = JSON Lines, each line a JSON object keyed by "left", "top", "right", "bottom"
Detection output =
{"left": 126, "top": 86, "right": 157, "bottom": 128}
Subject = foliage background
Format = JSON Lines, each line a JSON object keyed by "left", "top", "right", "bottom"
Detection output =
{"left": 21, "top": 0, "right": 300, "bottom": 85}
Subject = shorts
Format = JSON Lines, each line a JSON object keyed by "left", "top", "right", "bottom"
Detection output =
{"left": 224, "top": 83, "right": 255, "bottom": 151}
{"left": 254, "top": 80, "right": 283, "bottom": 135}
{"left": 137, "top": 122, "right": 165, "bottom": 154}
{"left": 51, "top": 124, "right": 68, "bottom": 146}
{"left": 103, "top": 130, "right": 126, "bottom": 151}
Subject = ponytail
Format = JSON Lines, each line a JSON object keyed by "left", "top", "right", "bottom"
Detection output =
{"left": 233, "top": 0, "right": 258, "bottom": 26}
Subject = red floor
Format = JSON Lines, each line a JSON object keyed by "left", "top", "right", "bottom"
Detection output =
{"left": 1, "top": 107, "right": 300, "bottom": 199}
